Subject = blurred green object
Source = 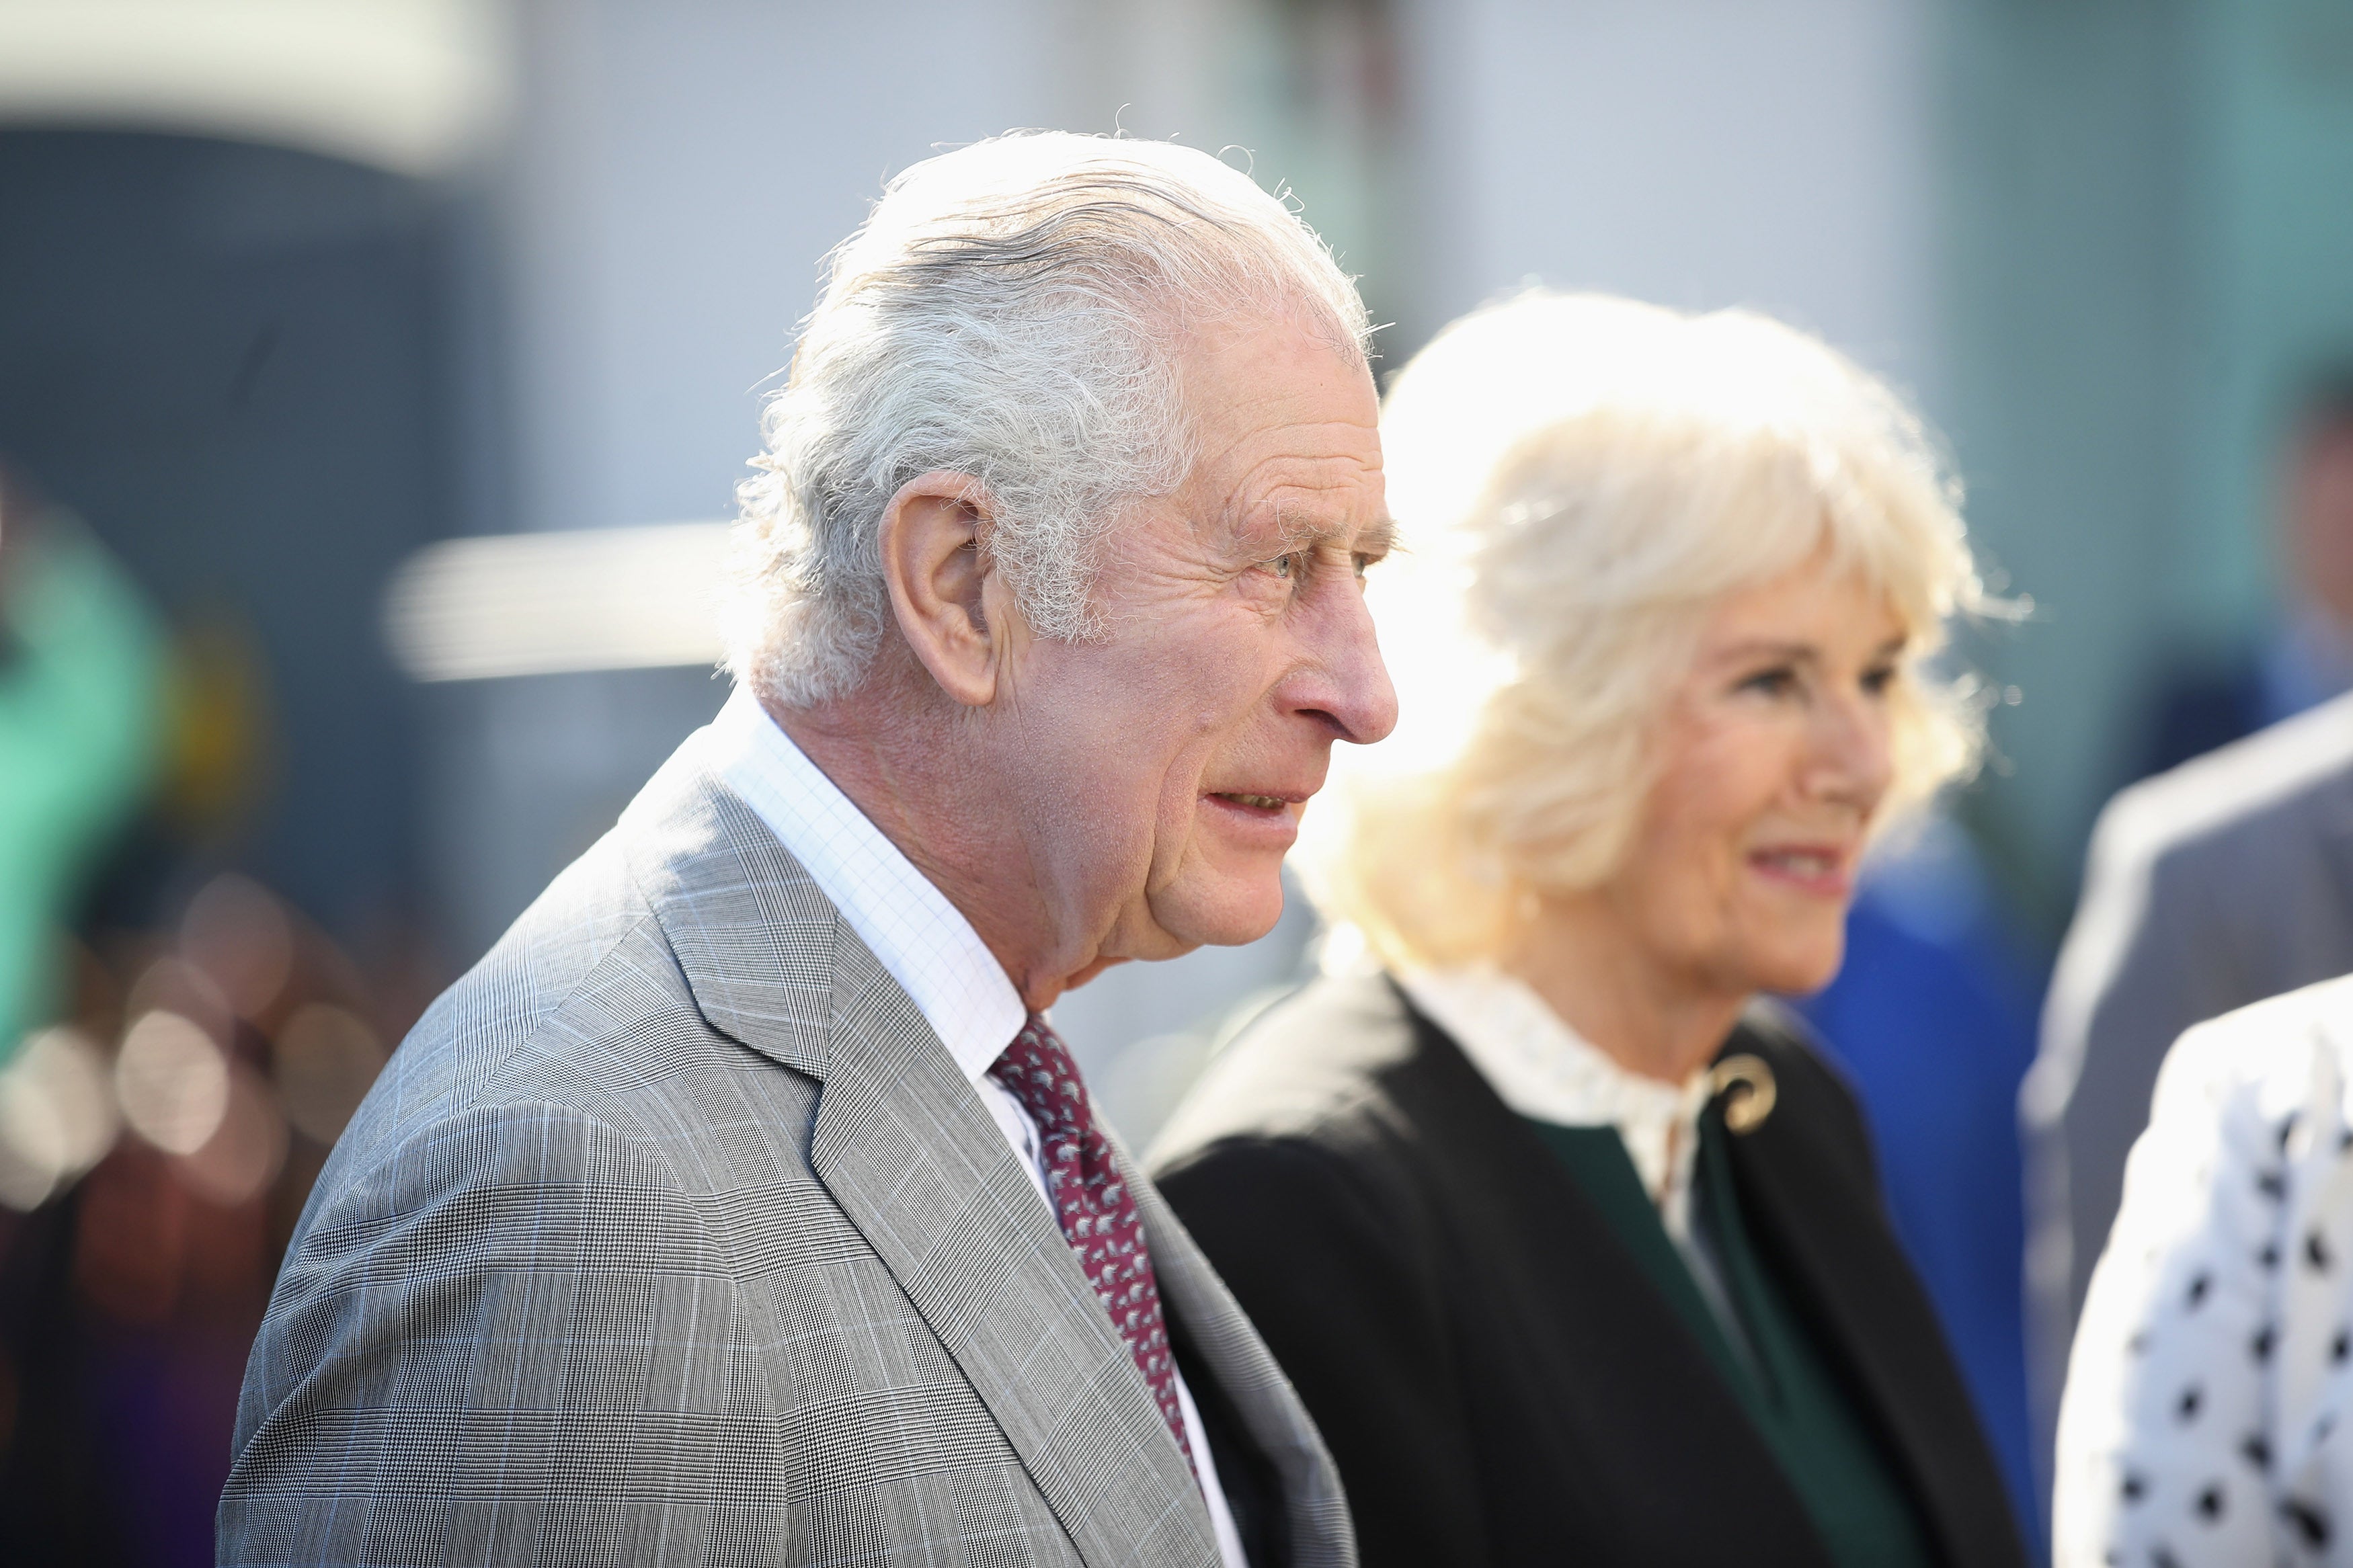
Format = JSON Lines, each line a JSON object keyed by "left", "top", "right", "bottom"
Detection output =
{"left": 0, "top": 510, "right": 164, "bottom": 1062}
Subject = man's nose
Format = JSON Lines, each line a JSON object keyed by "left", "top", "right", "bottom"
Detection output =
{"left": 1298, "top": 579, "right": 1399, "bottom": 745}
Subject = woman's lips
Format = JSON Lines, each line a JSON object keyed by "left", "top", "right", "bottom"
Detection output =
{"left": 1747, "top": 845, "right": 1854, "bottom": 897}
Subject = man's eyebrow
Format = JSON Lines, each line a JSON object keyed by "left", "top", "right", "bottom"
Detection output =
{"left": 1226, "top": 505, "right": 1395, "bottom": 555}
{"left": 1355, "top": 517, "right": 1399, "bottom": 556}
{"left": 1279, "top": 513, "right": 1400, "bottom": 554}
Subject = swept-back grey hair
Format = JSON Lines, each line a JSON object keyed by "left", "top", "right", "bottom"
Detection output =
{"left": 723, "top": 131, "right": 1373, "bottom": 706}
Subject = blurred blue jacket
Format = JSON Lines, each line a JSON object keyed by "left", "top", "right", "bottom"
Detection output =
{"left": 1795, "top": 827, "right": 2044, "bottom": 1561}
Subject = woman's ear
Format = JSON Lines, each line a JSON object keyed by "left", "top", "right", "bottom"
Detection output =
{"left": 877, "top": 470, "right": 1012, "bottom": 708}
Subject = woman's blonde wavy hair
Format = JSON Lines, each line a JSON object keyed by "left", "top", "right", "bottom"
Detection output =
{"left": 1300, "top": 291, "right": 1995, "bottom": 971}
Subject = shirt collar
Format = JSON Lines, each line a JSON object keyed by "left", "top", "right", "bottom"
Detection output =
{"left": 1398, "top": 964, "right": 1714, "bottom": 1240}
{"left": 701, "top": 684, "right": 1027, "bottom": 1086}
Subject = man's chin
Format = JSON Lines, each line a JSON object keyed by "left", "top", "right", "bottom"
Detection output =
{"left": 1059, "top": 954, "right": 1133, "bottom": 991}
{"left": 1147, "top": 875, "right": 1287, "bottom": 953}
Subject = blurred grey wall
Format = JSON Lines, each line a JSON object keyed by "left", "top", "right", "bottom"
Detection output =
{"left": 1946, "top": 0, "right": 2353, "bottom": 923}
{"left": 0, "top": 130, "right": 462, "bottom": 941}
{"left": 1396, "top": 0, "right": 1940, "bottom": 391}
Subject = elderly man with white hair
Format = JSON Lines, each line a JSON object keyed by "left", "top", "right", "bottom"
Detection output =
{"left": 219, "top": 133, "right": 1394, "bottom": 1568}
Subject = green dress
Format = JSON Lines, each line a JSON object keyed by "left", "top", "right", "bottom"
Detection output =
{"left": 1527, "top": 1111, "right": 1937, "bottom": 1568}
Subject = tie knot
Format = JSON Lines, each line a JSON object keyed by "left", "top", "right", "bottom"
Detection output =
{"left": 988, "top": 1014, "right": 1091, "bottom": 1137}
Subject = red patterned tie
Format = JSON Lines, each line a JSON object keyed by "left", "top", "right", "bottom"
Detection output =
{"left": 990, "top": 1015, "right": 1196, "bottom": 1474}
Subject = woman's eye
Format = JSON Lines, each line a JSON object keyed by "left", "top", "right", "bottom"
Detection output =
{"left": 1739, "top": 667, "right": 1798, "bottom": 698}
{"left": 1861, "top": 664, "right": 1898, "bottom": 697}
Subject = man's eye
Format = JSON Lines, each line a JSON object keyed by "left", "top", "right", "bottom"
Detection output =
{"left": 1261, "top": 552, "right": 1298, "bottom": 580}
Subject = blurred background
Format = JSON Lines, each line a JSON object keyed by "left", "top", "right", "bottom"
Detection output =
{"left": 3, "top": 0, "right": 2350, "bottom": 1561}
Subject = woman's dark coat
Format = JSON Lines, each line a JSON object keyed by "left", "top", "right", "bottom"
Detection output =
{"left": 1150, "top": 973, "right": 2029, "bottom": 1568}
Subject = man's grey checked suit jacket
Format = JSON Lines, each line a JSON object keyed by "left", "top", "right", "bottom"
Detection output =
{"left": 220, "top": 735, "right": 1353, "bottom": 1568}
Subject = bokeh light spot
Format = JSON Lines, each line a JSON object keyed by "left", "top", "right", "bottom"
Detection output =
{"left": 270, "top": 1003, "right": 383, "bottom": 1145}
{"left": 0, "top": 1027, "right": 120, "bottom": 1210}
{"left": 181, "top": 873, "right": 294, "bottom": 1021}
{"left": 116, "top": 1009, "right": 230, "bottom": 1157}
{"left": 175, "top": 1064, "right": 288, "bottom": 1208}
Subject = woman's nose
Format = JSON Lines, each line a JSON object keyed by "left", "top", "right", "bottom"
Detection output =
{"left": 1806, "top": 690, "right": 1895, "bottom": 810}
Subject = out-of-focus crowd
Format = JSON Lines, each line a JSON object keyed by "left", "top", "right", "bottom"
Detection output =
{"left": 0, "top": 876, "right": 409, "bottom": 1558}
{"left": 0, "top": 480, "right": 435, "bottom": 1563}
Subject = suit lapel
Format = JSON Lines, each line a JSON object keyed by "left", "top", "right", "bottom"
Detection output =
{"left": 2307, "top": 768, "right": 2353, "bottom": 945}
{"left": 807, "top": 942, "right": 1220, "bottom": 1568}
{"left": 1130, "top": 1141, "right": 1353, "bottom": 1568}
{"left": 624, "top": 754, "right": 1220, "bottom": 1568}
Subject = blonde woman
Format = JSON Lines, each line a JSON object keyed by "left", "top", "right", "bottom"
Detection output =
{"left": 1152, "top": 294, "right": 2029, "bottom": 1568}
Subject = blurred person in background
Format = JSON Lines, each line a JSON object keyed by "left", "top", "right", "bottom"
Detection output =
{"left": 0, "top": 468, "right": 163, "bottom": 1061}
{"left": 2055, "top": 974, "right": 2353, "bottom": 1567}
{"left": 0, "top": 461, "right": 411, "bottom": 1564}
{"left": 1153, "top": 292, "right": 2028, "bottom": 1568}
{"left": 2130, "top": 373, "right": 2353, "bottom": 778}
{"left": 0, "top": 465, "right": 161, "bottom": 1562}
{"left": 222, "top": 132, "right": 1392, "bottom": 1568}
{"left": 2026, "top": 374, "right": 2353, "bottom": 1445}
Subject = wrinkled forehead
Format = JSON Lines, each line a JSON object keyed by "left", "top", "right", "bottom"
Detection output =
{"left": 1213, "top": 451, "right": 1389, "bottom": 543}
{"left": 1175, "top": 322, "right": 1382, "bottom": 535}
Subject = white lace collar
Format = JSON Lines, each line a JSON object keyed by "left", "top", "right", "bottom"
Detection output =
{"left": 1398, "top": 966, "right": 1715, "bottom": 1243}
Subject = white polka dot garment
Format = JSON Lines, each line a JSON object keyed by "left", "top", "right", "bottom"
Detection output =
{"left": 2058, "top": 974, "right": 2353, "bottom": 1567}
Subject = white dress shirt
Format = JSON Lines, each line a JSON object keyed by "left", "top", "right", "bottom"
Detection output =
{"left": 702, "top": 686, "right": 1246, "bottom": 1568}
{"left": 1398, "top": 964, "right": 1749, "bottom": 1346}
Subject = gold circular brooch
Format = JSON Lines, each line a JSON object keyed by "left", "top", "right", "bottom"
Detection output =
{"left": 1707, "top": 1053, "right": 1778, "bottom": 1134}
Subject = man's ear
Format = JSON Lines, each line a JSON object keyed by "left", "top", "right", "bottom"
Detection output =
{"left": 877, "top": 471, "right": 1015, "bottom": 708}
